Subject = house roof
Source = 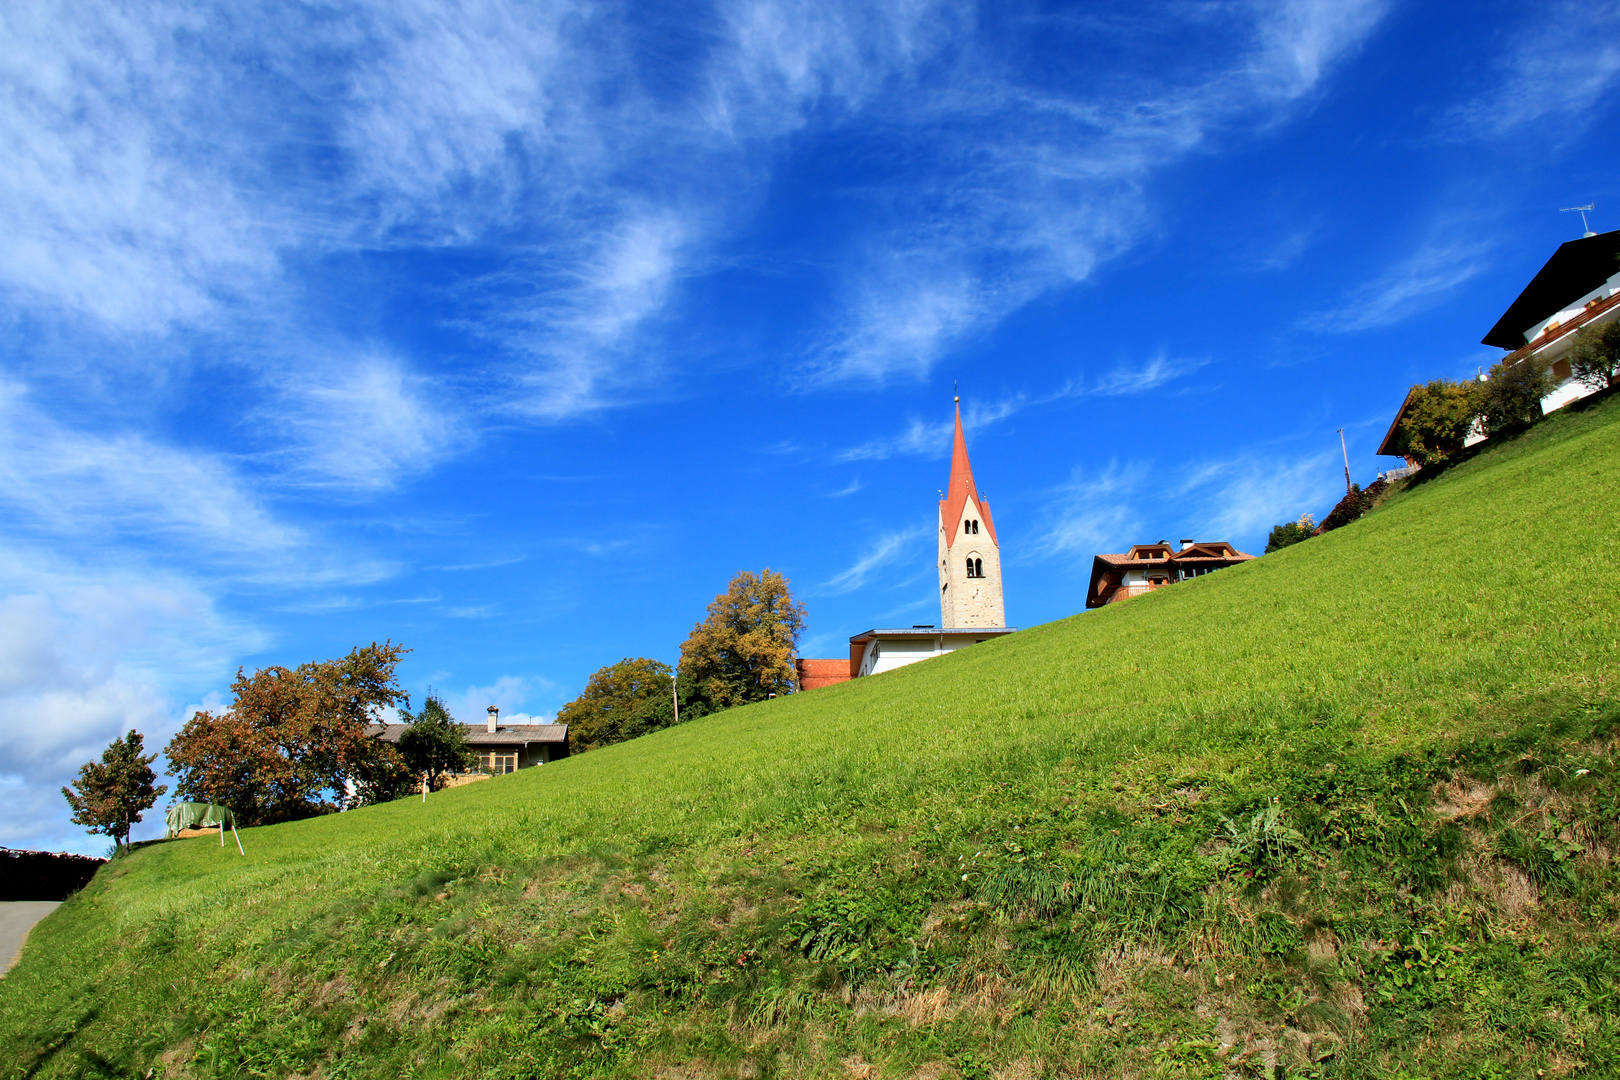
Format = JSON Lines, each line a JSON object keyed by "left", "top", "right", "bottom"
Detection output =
{"left": 1375, "top": 385, "right": 1420, "bottom": 458}
{"left": 939, "top": 403, "right": 999, "bottom": 548}
{"left": 370, "top": 722, "right": 568, "bottom": 747}
{"left": 1483, "top": 229, "right": 1620, "bottom": 349}
{"left": 848, "top": 626, "right": 1018, "bottom": 643}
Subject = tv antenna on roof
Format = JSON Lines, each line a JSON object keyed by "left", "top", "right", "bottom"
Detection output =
{"left": 1561, "top": 203, "right": 1596, "bottom": 237}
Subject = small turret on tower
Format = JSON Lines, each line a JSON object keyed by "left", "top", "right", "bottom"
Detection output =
{"left": 937, "top": 398, "right": 1006, "bottom": 629}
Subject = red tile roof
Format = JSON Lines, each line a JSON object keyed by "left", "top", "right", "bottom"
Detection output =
{"left": 940, "top": 402, "right": 998, "bottom": 548}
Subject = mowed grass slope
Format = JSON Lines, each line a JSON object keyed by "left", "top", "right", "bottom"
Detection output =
{"left": 4, "top": 394, "right": 1620, "bottom": 1080}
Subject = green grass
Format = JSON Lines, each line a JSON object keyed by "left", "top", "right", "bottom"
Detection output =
{"left": 4, "top": 392, "right": 1620, "bottom": 1080}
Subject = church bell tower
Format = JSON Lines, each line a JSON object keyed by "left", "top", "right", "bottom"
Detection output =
{"left": 938, "top": 398, "right": 1006, "bottom": 629}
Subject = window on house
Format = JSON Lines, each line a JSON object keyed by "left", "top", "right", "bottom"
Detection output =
{"left": 1552, "top": 358, "right": 1572, "bottom": 382}
{"left": 479, "top": 751, "right": 518, "bottom": 774}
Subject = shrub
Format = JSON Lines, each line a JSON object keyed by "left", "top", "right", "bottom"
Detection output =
{"left": 1479, "top": 355, "right": 1553, "bottom": 437}
{"left": 1317, "top": 479, "right": 1385, "bottom": 534}
{"left": 1569, "top": 319, "right": 1620, "bottom": 392}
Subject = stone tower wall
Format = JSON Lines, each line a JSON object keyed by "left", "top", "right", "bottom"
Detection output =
{"left": 938, "top": 494, "right": 1006, "bottom": 628}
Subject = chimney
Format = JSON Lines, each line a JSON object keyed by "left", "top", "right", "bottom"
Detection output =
{"left": 486, "top": 705, "right": 499, "bottom": 733}
{"left": 1179, "top": 538, "right": 1196, "bottom": 552}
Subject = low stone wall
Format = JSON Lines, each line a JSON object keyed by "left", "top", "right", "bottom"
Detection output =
{"left": 0, "top": 848, "right": 107, "bottom": 901}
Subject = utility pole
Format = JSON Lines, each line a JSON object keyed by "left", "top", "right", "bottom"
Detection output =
{"left": 1337, "top": 428, "right": 1352, "bottom": 495}
{"left": 672, "top": 661, "right": 680, "bottom": 725}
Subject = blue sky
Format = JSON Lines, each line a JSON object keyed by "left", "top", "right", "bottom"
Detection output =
{"left": 5, "top": 0, "right": 1619, "bottom": 853}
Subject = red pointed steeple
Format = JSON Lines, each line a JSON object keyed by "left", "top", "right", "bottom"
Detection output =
{"left": 940, "top": 400, "right": 997, "bottom": 548}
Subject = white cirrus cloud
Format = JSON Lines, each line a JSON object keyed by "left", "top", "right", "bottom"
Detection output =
{"left": 808, "top": 0, "right": 1389, "bottom": 382}
{"left": 1035, "top": 447, "right": 1343, "bottom": 562}
{"left": 821, "top": 527, "right": 932, "bottom": 596}
{"left": 1314, "top": 237, "right": 1493, "bottom": 333}
{"left": 835, "top": 396, "right": 1024, "bottom": 463}
{"left": 1444, "top": 1, "right": 1620, "bottom": 139}
{"left": 274, "top": 354, "right": 461, "bottom": 490}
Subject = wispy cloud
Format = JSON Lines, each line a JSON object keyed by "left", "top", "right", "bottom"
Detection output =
{"left": 1034, "top": 462, "right": 1151, "bottom": 558}
{"left": 3, "top": 0, "right": 1388, "bottom": 425}
{"left": 822, "top": 528, "right": 931, "bottom": 596}
{"left": 273, "top": 355, "right": 461, "bottom": 490}
{"left": 1035, "top": 447, "right": 1343, "bottom": 560}
{"left": 810, "top": 0, "right": 1389, "bottom": 382}
{"left": 1314, "top": 238, "right": 1492, "bottom": 333}
{"left": 835, "top": 396, "right": 1023, "bottom": 463}
{"left": 0, "top": 382, "right": 299, "bottom": 558}
{"left": 1445, "top": 1, "right": 1620, "bottom": 139}
{"left": 828, "top": 478, "right": 863, "bottom": 498}
{"left": 1184, "top": 451, "right": 1341, "bottom": 539}
{"left": 1085, "top": 354, "right": 1209, "bottom": 397}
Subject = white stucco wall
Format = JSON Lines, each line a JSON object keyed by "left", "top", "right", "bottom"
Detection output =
{"left": 856, "top": 633, "right": 1003, "bottom": 677}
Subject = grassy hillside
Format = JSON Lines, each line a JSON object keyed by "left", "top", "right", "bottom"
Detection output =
{"left": 4, "top": 393, "right": 1619, "bottom": 1080}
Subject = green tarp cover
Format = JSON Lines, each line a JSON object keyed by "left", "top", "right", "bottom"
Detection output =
{"left": 165, "top": 802, "right": 236, "bottom": 834}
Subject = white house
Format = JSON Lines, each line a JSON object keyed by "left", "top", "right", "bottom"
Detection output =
{"left": 1481, "top": 228, "right": 1620, "bottom": 413}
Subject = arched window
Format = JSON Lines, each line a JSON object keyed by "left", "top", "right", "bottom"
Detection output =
{"left": 972, "top": 520, "right": 979, "bottom": 534}
{"left": 975, "top": 557, "right": 984, "bottom": 577}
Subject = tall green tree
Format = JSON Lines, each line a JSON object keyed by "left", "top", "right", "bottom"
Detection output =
{"left": 397, "top": 691, "right": 474, "bottom": 789}
{"left": 557, "top": 658, "right": 676, "bottom": 753}
{"left": 1479, "top": 355, "right": 1552, "bottom": 437}
{"left": 1392, "top": 379, "right": 1481, "bottom": 465}
{"left": 678, "top": 568, "right": 806, "bottom": 715}
{"left": 165, "top": 642, "right": 412, "bottom": 825}
{"left": 1569, "top": 320, "right": 1620, "bottom": 392}
{"left": 1264, "top": 514, "right": 1315, "bottom": 554}
{"left": 62, "top": 731, "right": 167, "bottom": 849}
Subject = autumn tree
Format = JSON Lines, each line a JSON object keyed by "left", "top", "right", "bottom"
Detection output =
{"left": 677, "top": 569, "right": 806, "bottom": 716}
{"left": 1391, "top": 379, "right": 1481, "bottom": 465}
{"left": 1569, "top": 320, "right": 1620, "bottom": 392}
{"left": 165, "top": 642, "right": 412, "bottom": 825}
{"left": 1479, "top": 355, "right": 1552, "bottom": 437}
{"left": 62, "top": 731, "right": 167, "bottom": 849}
{"left": 556, "top": 658, "right": 676, "bottom": 753}
{"left": 397, "top": 691, "right": 474, "bottom": 789}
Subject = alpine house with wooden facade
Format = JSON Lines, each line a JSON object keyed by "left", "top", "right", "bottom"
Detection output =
{"left": 1086, "top": 540, "right": 1254, "bottom": 608}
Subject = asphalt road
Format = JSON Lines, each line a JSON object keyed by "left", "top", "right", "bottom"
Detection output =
{"left": 0, "top": 901, "right": 60, "bottom": 975}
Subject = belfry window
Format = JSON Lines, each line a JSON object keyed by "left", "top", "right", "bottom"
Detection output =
{"left": 963, "top": 519, "right": 979, "bottom": 535}
{"left": 966, "top": 557, "right": 983, "bottom": 578}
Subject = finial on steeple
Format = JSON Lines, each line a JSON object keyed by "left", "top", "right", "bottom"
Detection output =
{"left": 954, "top": 379, "right": 959, "bottom": 404}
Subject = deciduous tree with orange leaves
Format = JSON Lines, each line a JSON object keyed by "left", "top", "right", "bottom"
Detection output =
{"left": 164, "top": 641, "right": 414, "bottom": 825}
{"left": 677, "top": 568, "right": 806, "bottom": 719}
